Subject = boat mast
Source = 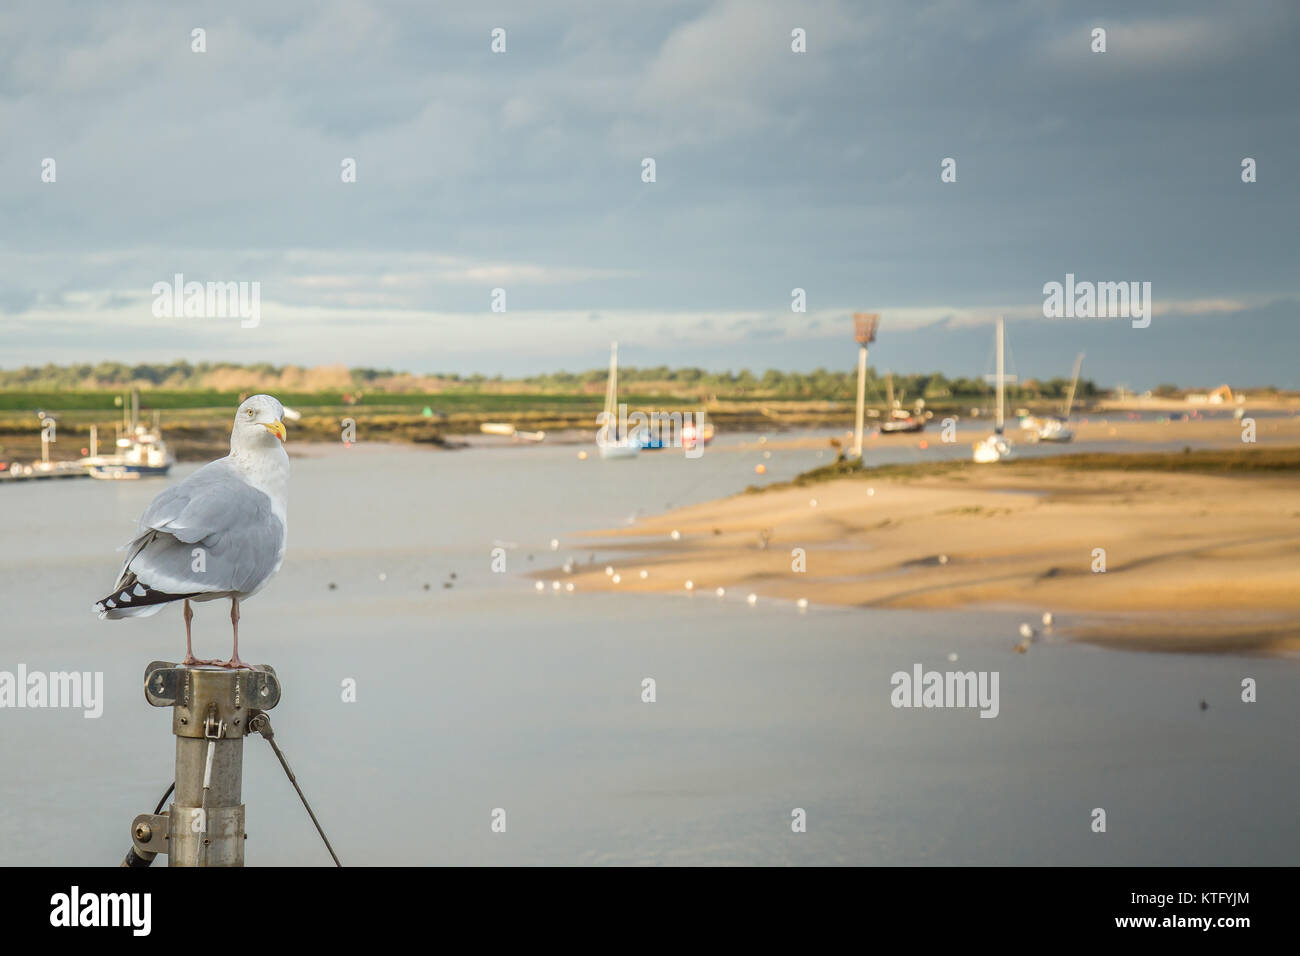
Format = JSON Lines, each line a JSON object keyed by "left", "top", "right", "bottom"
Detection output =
{"left": 1064, "top": 352, "right": 1084, "bottom": 418}
{"left": 995, "top": 317, "right": 1005, "bottom": 432}
{"left": 604, "top": 342, "right": 619, "bottom": 441}
{"left": 886, "top": 371, "right": 895, "bottom": 411}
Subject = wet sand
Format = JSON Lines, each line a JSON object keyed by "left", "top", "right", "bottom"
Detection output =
{"left": 557, "top": 452, "right": 1300, "bottom": 655}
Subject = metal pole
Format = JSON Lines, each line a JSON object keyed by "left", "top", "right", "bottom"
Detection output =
{"left": 853, "top": 345, "right": 868, "bottom": 458}
{"left": 130, "top": 661, "right": 280, "bottom": 867}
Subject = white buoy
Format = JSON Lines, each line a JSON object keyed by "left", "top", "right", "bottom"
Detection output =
{"left": 565, "top": 582, "right": 575, "bottom": 592}
{"left": 715, "top": 587, "right": 725, "bottom": 598}
{"left": 1042, "top": 611, "right": 1053, "bottom": 627}
{"left": 378, "top": 572, "right": 387, "bottom": 582}
{"left": 671, "top": 530, "right": 681, "bottom": 541}
{"left": 534, "top": 581, "right": 545, "bottom": 592}
{"left": 612, "top": 574, "right": 621, "bottom": 584}
{"left": 947, "top": 652, "right": 959, "bottom": 663}
{"left": 604, "top": 566, "right": 614, "bottom": 576}
{"left": 809, "top": 498, "right": 818, "bottom": 508}
{"left": 867, "top": 488, "right": 875, "bottom": 497}
{"left": 550, "top": 538, "right": 559, "bottom": 551}
{"left": 551, "top": 581, "right": 560, "bottom": 591}
{"left": 684, "top": 580, "right": 694, "bottom": 591}
{"left": 747, "top": 593, "right": 758, "bottom": 606}
{"left": 639, "top": 569, "right": 649, "bottom": 580}
{"left": 1019, "top": 623, "right": 1035, "bottom": 640}
{"left": 796, "top": 598, "right": 809, "bottom": 610}
{"left": 938, "top": 554, "right": 949, "bottom": 565}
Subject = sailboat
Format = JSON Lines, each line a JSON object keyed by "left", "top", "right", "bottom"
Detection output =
{"left": 597, "top": 342, "right": 640, "bottom": 459}
{"left": 973, "top": 317, "right": 1015, "bottom": 463}
{"left": 1032, "top": 353, "right": 1084, "bottom": 443}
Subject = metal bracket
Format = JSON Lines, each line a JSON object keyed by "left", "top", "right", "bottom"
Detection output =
{"left": 143, "top": 661, "right": 280, "bottom": 739}
{"left": 131, "top": 812, "right": 170, "bottom": 858}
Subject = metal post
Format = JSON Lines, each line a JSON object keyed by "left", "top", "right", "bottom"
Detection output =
{"left": 853, "top": 345, "right": 868, "bottom": 458}
{"left": 130, "top": 661, "right": 280, "bottom": 867}
{"left": 851, "top": 313, "right": 879, "bottom": 460}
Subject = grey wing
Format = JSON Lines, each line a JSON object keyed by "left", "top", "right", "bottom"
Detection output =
{"left": 115, "top": 459, "right": 285, "bottom": 596}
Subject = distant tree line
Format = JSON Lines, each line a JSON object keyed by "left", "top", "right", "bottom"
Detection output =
{"left": 0, "top": 361, "right": 1103, "bottom": 402}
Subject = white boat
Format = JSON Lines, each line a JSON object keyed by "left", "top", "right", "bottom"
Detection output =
{"left": 597, "top": 342, "right": 640, "bottom": 459}
{"left": 1033, "top": 418, "right": 1074, "bottom": 443}
{"left": 82, "top": 394, "right": 174, "bottom": 479}
{"left": 1031, "top": 353, "right": 1083, "bottom": 444}
{"left": 973, "top": 317, "right": 1016, "bottom": 463}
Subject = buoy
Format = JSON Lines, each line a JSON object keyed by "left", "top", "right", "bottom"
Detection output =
{"left": 796, "top": 598, "right": 808, "bottom": 610}
{"left": 684, "top": 580, "right": 694, "bottom": 591}
{"left": 947, "top": 652, "right": 959, "bottom": 663}
{"left": 605, "top": 566, "right": 614, "bottom": 576}
{"left": 551, "top": 581, "right": 561, "bottom": 591}
{"left": 938, "top": 554, "right": 949, "bottom": 565}
{"left": 1019, "top": 623, "right": 1034, "bottom": 639}
{"left": 577, "top": 450, "right": 588, "bottom": 460}
{"left": 612, "top": 573, "right": 621, "bottom": 584}
{"left": 534, "top": 581, "right": 545, "bottom": 592}
{"left": 671, "top": 529, "right": 681, "bottom": 540}
{"left": 755, "top": 464, "right": 767, "bottom": 474}
{"left": 715, "top": 587, "right": 725, "bottom": 597}
{"left": 747, "top": 593, "right": 758, "bottom": 606}
{"left": 1042, "top": 611, "right": 1053, "bottom": 627}
{"left": 565, "top": 582, "right": 575, "bottom": 592}
{"left": 809, "top": 498, "right": 818, "bottom": 508}
{"left": 919, "top": 440, "right": 928, "bottom": 450}
{"left": 639, "top": 569, "right": 649, "bottom": 579}
{"left": 550, "top": 538, "right": 559, "bottom": 551}
{"left": 378, "top": 572, "right": 387, "bottom": 582}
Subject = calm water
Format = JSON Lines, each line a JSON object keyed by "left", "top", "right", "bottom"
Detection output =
{"left": 1, "top": 432, "right": 1297, "bottom": 865}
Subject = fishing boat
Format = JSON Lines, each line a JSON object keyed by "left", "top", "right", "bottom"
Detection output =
{"left": 1030, "top": 353, "right": 1084, "bottom": 443}
{"left": 973, "top": 317, "right": 1016, "bottom": 463}
{"left": 597, "top": 342, "right": 640, "bottom": 459}
{"left": 82, "top": 393, "right": 174, "bottom": 479}
{"left": 879, "top": 372, "right": 926, "bottom": 434}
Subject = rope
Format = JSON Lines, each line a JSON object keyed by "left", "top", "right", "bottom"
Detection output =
{"left": 249, "top": 712, "right": 342, "bottom": 867}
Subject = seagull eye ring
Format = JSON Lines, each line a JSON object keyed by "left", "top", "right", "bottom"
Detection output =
{"left": 246, "top": 408, "right": 255, "bottom": 418}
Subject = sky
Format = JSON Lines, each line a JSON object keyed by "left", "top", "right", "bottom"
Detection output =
{"left": 1, "top": 0, "right": 1297, "bottom": 387}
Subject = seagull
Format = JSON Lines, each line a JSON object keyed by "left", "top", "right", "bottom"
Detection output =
{"left": 95, "top": 395, "right": 289, "bottom": 669}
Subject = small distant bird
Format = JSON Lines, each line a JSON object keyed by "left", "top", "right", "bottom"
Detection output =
{"left": 95, "top": 395, "right": 289, "bottom": 669}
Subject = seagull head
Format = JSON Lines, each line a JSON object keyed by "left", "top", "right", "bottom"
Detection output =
{"left": 233, "top": 394, "right": 287, "bottom": 446}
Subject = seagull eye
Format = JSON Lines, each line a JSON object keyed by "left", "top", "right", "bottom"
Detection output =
{"left": 246, "top": 408, "right": 255, "bottom": 418}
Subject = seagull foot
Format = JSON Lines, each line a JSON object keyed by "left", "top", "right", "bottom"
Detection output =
{"left": 182, "top": 655, "right": 220, "bottom": 667}
{"left": 215, "top": 657, "right": 255, "bottom": 670}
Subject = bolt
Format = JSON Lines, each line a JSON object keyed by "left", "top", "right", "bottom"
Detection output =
{"left": 135, "top": 822, "right": 152, "bottom": 841}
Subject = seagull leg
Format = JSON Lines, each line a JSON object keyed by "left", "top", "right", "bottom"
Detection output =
{"left": 181, "top": 600, "right": 217, "bottom": 666}
{"left": 218, "top": 596, "right": 252, "bottom": 669}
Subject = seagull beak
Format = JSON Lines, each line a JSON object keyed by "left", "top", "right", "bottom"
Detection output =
{"left": 263, "top": 420, "right": 287, "bottom": 442}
